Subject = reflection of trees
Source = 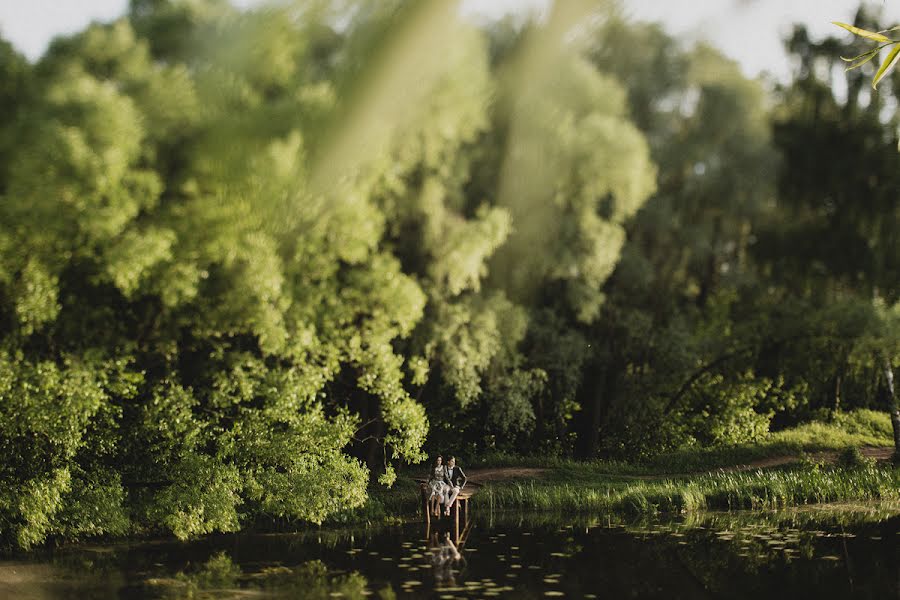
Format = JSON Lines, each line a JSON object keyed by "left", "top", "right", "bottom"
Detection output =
{"left": 622, "top": 511, "right": 900, "bottom": 598}
{"left": 16, "top": 509, "right": 899, "bottom": 598}
{"left": 478, "top": 508, "right": 898, "bottom": 597}
{"left": 150, "top": 553, "right": 369, "bottom": 599}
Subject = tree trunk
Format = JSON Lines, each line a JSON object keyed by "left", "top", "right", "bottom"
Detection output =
{"left": 577, "top": 352, "right": 620, "bottom": 459}
{"left": 696, "top": 215, "right": 722, "bottom": 309}
{"left": 535, "top": 391, "right": 545, "bottom": 449}
{"left": 883, "top": 357, "right": 900, "bottom": 458}
{"left": 575, "top": 359, "right": 602, "bottom": 458}
{"left": 833, "top": 371, "right": 842, "bottom": 412}
{"left": 364, "top": 396, "right": 385, "bottom": 482}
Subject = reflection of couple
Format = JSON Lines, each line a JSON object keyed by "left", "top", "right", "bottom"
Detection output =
{"left": 426, "top": 455, "right": 467, "bottom": 517}
{"left": 429, "top": 530, "right": 462, "bottom": 585}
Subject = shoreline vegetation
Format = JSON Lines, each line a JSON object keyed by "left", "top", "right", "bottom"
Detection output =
{"left": 352, "top": 410, "right": 899, "bottom": 525}
{"left": 2, "top": 410, "right": 896, "bottom": 555}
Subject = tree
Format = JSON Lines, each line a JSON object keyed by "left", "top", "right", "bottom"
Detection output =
{"left": 760, "top": 8, "right": 900, "bottom": 456}
{"left": 576, "top": 16, "right": 783, "bottom": 458}
{"left": 0, "top": 0, "right": 444, "bottom": 547}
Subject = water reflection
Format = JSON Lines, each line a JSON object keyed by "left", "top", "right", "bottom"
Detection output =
{"left": 429, "top": 531, "right": 462, "bottom": 587}
{"left": 1, "top": 504, "right": 898, "bottom": 599}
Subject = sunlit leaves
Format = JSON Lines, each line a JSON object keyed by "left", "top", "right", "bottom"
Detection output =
{"left": 194, "top": 8, "right": 304, "bottom": 94}
{"left": 0, "top": 352, "right": 124, "bottom": 548}
{"left": 226, "top": 406, "right": 368, "bottom": 522}
{"left": 5, "top": 71, "right": 149, "bottom": 248}
{"left": 104, "top": 227, "right": 176, "bottom": 297}
{"left": 0, "top": 0, "right": 441, "bottom": 548}
{"left": 147, "top": 454, "right": 242, "bottom": 540}
{"left": 430, "top": 205, "right": 511, "bottom": 297}
{"left": 833, "top": 21, "right": 900, "bottom": 89}
{"left": 840, "top": 47, "right": 883, "bottom": 70}
{"left": 495, "top": 51, "right": 655, "bottom": 323}
{"left": 0, "top": 354, "right": 107, "bottom": 462}
{"left": 14, "top": 468, "right": 72, "bottom": 550}
{"left": 138, "top": 381, "right": 203, "bottom": 462}
{"left": 9, "top": 259, "right": 60, "bottom": 335}
{"left": 831, "top": 21, "right": 892, "bottom": 43}
{"left": 53, "top": 467, "right": 130, "bottom": 539}
{"left": 0, "top": 0, "right": 670, "bottom": 548}
{"left": 873, "top": 43, "right": 900, "bottom": 89}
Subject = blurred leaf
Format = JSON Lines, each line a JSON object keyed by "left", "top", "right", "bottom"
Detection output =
{"left": 832, "top": 21, "right": 892, "bottom": 42}
{"left": 873, "top": 43, "right": 900, "bottom": 88}
{"left": 840, "top": 48, "right": 880, "bottom": 70}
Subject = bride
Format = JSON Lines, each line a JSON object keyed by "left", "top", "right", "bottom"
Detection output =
{"left": 426, "top": 455, "right": 449, "bottom": 517}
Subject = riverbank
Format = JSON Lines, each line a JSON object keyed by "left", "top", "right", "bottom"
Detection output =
{"left": 478, "top": 461, "right": 900, "bottom": 515}
{"left": 4, "top": 411, "right": 896, "bottom": 551}
{"left": 350, "top": 410, "right": 898, "bottom": 524}
{"left": 352, "top": 458, "right": 900, "bottom": 525}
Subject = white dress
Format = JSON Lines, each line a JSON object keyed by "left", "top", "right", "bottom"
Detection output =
{"left": 428, "top": 466, "right": 448, "bottom": 500}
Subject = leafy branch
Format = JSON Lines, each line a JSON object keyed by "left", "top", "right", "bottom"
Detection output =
{"left": 833, "top": 22, "right": 900, "bottom": 88}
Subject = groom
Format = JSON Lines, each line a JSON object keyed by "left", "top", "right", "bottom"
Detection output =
{"left": 442, "top": 456, "right": 467, "bottom": 516}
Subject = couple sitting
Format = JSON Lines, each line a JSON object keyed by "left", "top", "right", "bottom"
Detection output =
{"left": 426, "top": 455, "right": 467, "bottom": 517}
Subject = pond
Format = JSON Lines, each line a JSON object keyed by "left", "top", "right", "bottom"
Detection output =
{"left": 2, "top": 505, "right": 898, "bottom": 599}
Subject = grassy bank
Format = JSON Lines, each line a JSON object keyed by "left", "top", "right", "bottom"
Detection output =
{"left": 646, "top": 409, "right": 896, "bottom": 473}
{"left": 342, "top": 461, "right": 900, "bottom": 526}
{"left": 337, "top": 410, "right": 899, "bottom": 524}
{"left": 480, "top": 464, "right": 900, "bottom": 515}
{"left": 468, "top": 409, "right": 896, "bottom": 474}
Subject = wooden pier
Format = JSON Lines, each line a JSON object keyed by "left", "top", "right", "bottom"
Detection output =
{"left": 417, "top": 480, "right": 479, "bottom": 543}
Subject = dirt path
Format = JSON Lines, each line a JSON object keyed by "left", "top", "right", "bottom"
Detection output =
{"left": 624, "top": 446, "right": 896, "bottom": 480}
{"left": 466, "top": 467, "right": 549, "bottom": 483}
{"left": 722, "top": 446, "right": 894, "bottom": 473}
{"left": 464, "top": 446, "right": 895, "bottom": 483}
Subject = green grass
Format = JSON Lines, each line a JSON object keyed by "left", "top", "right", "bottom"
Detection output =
{"left": 772, "top": 409, "right": 894, "bottom": 446}
{"left": 644, "top": 409, "right": 894, "bottom": 473}
{"left": 480, "top": 465, "right": 900, "bottom": 516}
{"left": 335, "top": 410, "right": 898, "bottom": 525}
{"left": 469, "top": 409, "right": 896, "bottom": 476}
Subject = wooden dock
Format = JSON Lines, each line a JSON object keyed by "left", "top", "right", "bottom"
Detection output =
{"left": 416, "top": 480, "right": 479, "bottom": 543}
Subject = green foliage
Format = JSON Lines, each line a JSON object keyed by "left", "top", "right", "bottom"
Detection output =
{"left": 175, "top": 551, "right": 241, "bottom": 591}
{"left": 836, "top": 445, "right": 876, "bottom": 470}
{"left": 832, "top": 21, "right": 900, "bottom": 88}
{"left": 0, "top": 2, "right": 440, "bottom": 549}
{"left": 486, "top": 368, "right": 546, "bottom": 436}
{"left": 13, "top": 468, "right": 72, "bottom": 551}
{"left": 655, "top": 410, "right": 895, "bottom": 473}
{"left": 831, "top": 409, "right": 896, "bottom": 440}
{"left": 685, "top": 373, "right": 776, "bottom": 446}
{"left": 53, "top": 467, "right": 131, "bottom": 539}
{"left": 144, "top": 455, "right": 242, "bottom": 540}
{"left": 416, "top": 409, "right": 895, "bottom": 477}
{"left": 576, "top": 17, "right": 783, "bottom": 460}
{"left": 9, "top": 259, "right": 60, "bottom": 335}
{"left": 493, "top": 48, "right": 656, "bottom": 324}
{"left": 5, "top": 0, "right": 899, "bottom": 553}
{"left": 0, "top": 352, "right": 122, "bottom": 549}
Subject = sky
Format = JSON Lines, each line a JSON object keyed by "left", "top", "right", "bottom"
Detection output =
{"left": 1, "top": 1, "right": 899, "bottom": 83}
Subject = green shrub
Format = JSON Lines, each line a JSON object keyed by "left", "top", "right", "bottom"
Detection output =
{"left": 837, "top": 446, "right": 876, "bottom": 470}
{"left": 833, "top": 410, "right": 895, "bottom": 439}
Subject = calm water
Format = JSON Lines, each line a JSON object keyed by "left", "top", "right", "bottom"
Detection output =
{"left": 2, "top": 507, "right": 899, "bottom": 599}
